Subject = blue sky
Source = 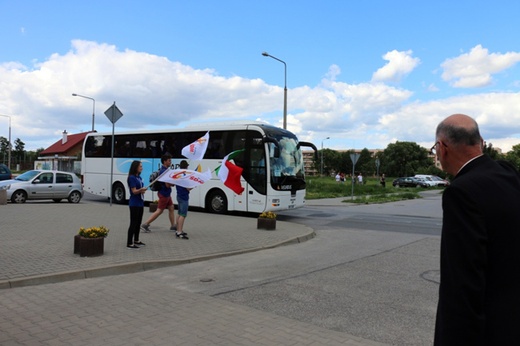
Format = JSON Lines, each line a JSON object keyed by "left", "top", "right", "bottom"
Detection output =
{"left": 1, "top": 0, "right": 520, "bottom": 152}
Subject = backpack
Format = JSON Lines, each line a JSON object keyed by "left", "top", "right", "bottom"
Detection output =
{"left": 149, "top": 169, "right": 162, "bottom": 191}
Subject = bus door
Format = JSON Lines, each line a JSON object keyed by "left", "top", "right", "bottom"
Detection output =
{"left": 243, "top": 130, "right": 269, "bottom": 212}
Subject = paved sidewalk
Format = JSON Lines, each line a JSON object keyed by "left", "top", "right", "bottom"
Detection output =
{"left": 0, "top": 199, "right": 388, "bottom": 346}
{"left": 0, "top": 200, "right": 315, "bottom": 288}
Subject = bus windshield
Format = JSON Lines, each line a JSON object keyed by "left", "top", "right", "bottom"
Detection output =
{"left": 262, "top": 128, "right": 306, "bottom": 192}
{"left": 268, "top": 137, "right": 303, "bottom": 178}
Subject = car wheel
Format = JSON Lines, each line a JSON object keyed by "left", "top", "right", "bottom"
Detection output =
{"left": 68, "top": 191, "right": 82, "bottom": 203}
{"left": 11, "top": 190, "right": 27, "bottom": 203}
{"left": 112, "top": 182, "right": 126, "bottom": 204}
{"left": 206, "top": 189, "right": 227, "bottom": 214}
{"left": 52, "top": 199, "right": 62, "bottom": 203}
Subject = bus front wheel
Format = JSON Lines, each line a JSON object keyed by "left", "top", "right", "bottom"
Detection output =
{"left": 112, "top": 182, "right": 126, "bottom": 204}
{"left": 206, "top": 189, "right": 227, "bottom": 214}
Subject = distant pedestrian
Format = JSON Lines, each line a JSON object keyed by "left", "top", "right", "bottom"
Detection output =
{"left": 141, "top": 153, "right": 176, "bottom": 233}
{"left": 127, "top": 160, "right": 147, "bottom": 249}
{"left": 380, "top": 173, "right": 386, "bottom": 188}
{"left": 357, "top": 173, "right": 363, "bottom": 185}
{"left": 175, "top": 160, "right": 191, "bottom": 239}
{"left": 335, "top": 172, "right": 341, "bottom": 183}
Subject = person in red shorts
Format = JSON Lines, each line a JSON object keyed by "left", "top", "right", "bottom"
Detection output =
{"left": 141, "top": 153, "right": 176, "bottom": 233}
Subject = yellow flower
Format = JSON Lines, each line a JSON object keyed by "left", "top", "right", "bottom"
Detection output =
{"left": 259, "top": 211, "right": 277, "bottom": 219}
{"left": 78, "top": 226, "right": 110, "bottom": 238}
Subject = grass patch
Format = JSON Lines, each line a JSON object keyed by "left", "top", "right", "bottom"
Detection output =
{"left": 348, "top": 192, "right": 420, "bottom": 204}
{"left": 306, "top": 176, "right": 424, "bottom": 204}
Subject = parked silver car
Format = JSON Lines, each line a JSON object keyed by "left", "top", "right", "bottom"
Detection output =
{"left": 414, "top": 174, "right": 450, "bottom": 187}
{"left": 0, "top": 170, "right": 83, "bottom": 203}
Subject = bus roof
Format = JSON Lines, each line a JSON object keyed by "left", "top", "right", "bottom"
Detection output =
{"left": 86, "top": 121, "right": 292, "bottom": 137}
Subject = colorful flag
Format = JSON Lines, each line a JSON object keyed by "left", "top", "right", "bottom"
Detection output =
{"left": 181, "top": 131, "right": 209, "bottom": 160}
{"left": 158, "top": 168, "right": 212, "bottom": 189}
{"left": 216, "top": 149, "right": 245, "bottom": 195}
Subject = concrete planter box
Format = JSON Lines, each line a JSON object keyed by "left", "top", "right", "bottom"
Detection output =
{"left": 257, "top": 218, "right": 276, "bottom": 230}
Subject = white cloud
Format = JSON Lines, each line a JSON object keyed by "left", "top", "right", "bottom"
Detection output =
{"left": 441, "top": 45, "right": 520, "bottom": 88}
{"left": 1, "top": 40, "right": 520, "bottom": 154}
{"left": 371, "top": 50, "right": 420, "bottom": 83}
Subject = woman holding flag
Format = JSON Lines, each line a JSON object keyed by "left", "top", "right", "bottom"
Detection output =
{"left": 127, "top": 160, "right": 148, "bottom": 249}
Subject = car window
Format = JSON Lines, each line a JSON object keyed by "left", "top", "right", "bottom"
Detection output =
{"left": 56, "top": 173, "right": 73, "bottom": 184}
{"left": 37, "top": 173, "right": 54, "bottom": 184}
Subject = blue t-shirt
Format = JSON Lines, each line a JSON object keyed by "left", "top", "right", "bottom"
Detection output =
{"left": 158, "top": 165, "right": 172, "bottom": 197}
{"left": 176, "top": 185, "right": 190, "bottom": 201}
{"left": 128, "top": 175, "right": 144, "bottom": 207}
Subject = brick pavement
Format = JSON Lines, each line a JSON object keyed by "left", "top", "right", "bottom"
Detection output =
{"left": 0, "top": 200, "right": 388, "bottom": 345}
{"left": 0, "top": 201, "right": 314, "bottom": 288}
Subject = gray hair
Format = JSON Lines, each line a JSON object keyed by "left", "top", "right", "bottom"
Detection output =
{"left": 436, "top": 119, "right": 481, "bottom": 146}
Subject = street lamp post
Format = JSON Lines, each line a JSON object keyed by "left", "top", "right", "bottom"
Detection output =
{"left": 262, "top": 52, "right": 287, "bottom": 130}
{"left": 72, "top": 93, "right": 96, "bottom": 131}
{"left": 0, "top": 114, "right": 11, "bottom": 169}
{"left": 320, "top": 137, "right": 330, "bottom": 176}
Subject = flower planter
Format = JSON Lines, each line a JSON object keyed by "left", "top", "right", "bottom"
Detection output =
{"left": 79, "top": 236, "right": 104, "bottom": 257}
{"left": 73, "top": 234, "right": 81, "bottom": 254}
{"left": 257, "top": 218, "right": 276, "bottom": 230}
{"left": 149, "top": 203, "right": 158, "bottom": 212}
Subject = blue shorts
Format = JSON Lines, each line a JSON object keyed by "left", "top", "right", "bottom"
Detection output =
{"left": 177, "top": 198, "right": 189, "bottom": 217}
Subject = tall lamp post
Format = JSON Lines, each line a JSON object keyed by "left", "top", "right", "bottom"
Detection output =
{"left": 72, "top": 93, "right": 96, "bottom": 131}
{"left": 0, "top": 114, "right": 11, "bottom": 169}
{"left": 320, "top": 137, "right": 330, "bottom": 176}
{"left": 262, "top": 52, "right": 287, "bottom": 130}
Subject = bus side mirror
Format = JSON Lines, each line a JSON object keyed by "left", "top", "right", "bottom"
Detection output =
{"left": 297, "top": 141, "right": 318, "bottom": 161}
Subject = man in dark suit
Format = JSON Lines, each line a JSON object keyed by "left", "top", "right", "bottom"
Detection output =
{"left": 433, "top": 114, "right": 520, "bottom": 345}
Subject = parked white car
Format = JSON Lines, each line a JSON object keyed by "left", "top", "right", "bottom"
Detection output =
{"left": 0, "top": 170, "right": 83, "bottom": 203}
{"left": 414, "top": 174, "right": 449, "bottom": 187}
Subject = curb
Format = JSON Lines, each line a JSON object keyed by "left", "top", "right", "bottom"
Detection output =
{"left": 0, "top": 230, "right": 315, "bottom": 289}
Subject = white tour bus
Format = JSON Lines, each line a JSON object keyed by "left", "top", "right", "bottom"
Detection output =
{"left": 81, "top": 122, "right": 317, "bottom": 213}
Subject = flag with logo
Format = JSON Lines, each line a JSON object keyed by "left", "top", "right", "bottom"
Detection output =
{"left": 158, "top": 168, "right": 212, "bottom": 189}
{"left": 216, "top": 149, "right": 245, "bottom": 195}
{"left": 181, "top": 131, "right": 209, "bottom": 160}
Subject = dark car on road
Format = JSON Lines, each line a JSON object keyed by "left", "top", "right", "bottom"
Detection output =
{"left": 392, "top": 177, "right": 429, "bottom": 188}
{"left": 0, "top": 163, "right": 12, "bottom": 181}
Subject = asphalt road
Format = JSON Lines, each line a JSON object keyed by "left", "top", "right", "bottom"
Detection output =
{"left": 137, "top": 190, "right": 443, "bottom": 345}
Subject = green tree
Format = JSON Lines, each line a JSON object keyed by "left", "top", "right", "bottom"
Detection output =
{"left": 383, "top": 141, "right": 431, "bottom": 177}
{"left": 0, "top": 136, "right": 8, "bottom": 164}
{"left": 504, "top": 143, "right": 520, "bottom": 170}
{"left": 483, "top": 142, "right": 503, "bottom": 160}
{"left": 14, "top": 138, "right": 25, "bottom": 163}
{"left": 340, "top": 150, "right": 355, "bottom": 177}
{"left": 358, "top": 148, "right": 374, "bottom": 176}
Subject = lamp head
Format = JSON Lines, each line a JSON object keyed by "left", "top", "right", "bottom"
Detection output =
{"left": 72, "top": 93, "right": 77, "bottom": 96}
{"left": 262, "top": 52, "right": 269, "bottom": 57}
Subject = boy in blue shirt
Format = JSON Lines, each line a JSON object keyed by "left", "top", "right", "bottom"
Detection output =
{"left": 175, "top": 160, "right": 191, "bottom": 239}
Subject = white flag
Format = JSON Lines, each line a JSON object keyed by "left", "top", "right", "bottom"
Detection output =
{"left": 158, "top": 168, "right": 212, "bottom": 189}
{"left": 181, "top": 132, "right": 209, "bottom": 160}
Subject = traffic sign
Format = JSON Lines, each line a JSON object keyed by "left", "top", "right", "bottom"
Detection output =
{"left": 104, "top": 102, "right": 123, "bottom": 124}
{"left": 350, "top": 153, "right": 360, "bottom": 165}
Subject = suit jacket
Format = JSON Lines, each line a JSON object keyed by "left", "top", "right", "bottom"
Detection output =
{"left": 434, "top": 155, "right": 520, "bottom": 345}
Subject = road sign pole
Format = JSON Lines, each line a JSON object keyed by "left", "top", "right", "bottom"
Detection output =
{"left": 104, "top": 102, "right": 124, "bottom": 206}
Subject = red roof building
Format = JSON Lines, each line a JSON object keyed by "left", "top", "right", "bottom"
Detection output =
{"left": 37, "top": 130, "right": 94, "bottom": 172}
